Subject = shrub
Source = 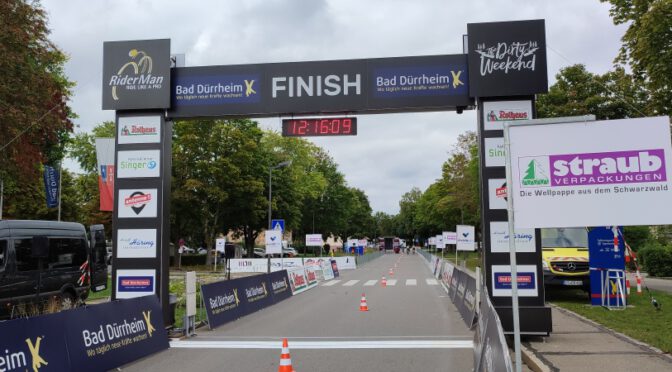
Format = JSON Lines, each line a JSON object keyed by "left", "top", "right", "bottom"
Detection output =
{"left": 640, "top": 244, "right": 672, "bottom": 277}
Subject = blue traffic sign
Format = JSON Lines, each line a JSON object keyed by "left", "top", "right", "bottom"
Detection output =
{"left": 271, "top": 219, "right": 285, "bottom": 232}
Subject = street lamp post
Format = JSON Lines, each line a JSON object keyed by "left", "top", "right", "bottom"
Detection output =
{"left": 267, "top": 160, "right": 291, "bottom": 273}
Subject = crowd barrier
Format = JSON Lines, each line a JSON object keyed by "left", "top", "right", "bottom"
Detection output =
{"left": 0, "top": 295, "right": 168, "bottom": 371}
{"left": 420, "top": 249, "right": 513, "bottom": 372}
{"left": 355, "top": 251, "right": 384, "bottom": 266}
{"left": 228, "top": 255, "right": 358, "bottom": 274}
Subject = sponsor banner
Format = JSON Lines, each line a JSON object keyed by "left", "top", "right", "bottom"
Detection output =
{"left": 484, "top": 137, "right": 506, "bottom": 167}
{"left": 287, "top": 267, "right": 309, "bottom": 295}
{"left": 321, "top": 260, "right": 335, "bottom": 280}
{"left": 201, "top": 278, "right": 245, "bottom": 328}
{"left": 488, "top": 178, "right": 508, "bottom": 210}
{"left": 117, "top": 150, "right": 161, "bottom": 178}
{"left": 509, "top": 116, "right": 672, "bottom": 228}
{"left": 240, "top": 274, "right": 274, "bottom": 314}
{"left": 330, "top": 259, "right": 340, "bottom": 278}
{"left": 443, "top": 231, "right": 457, "bottom": 245}
{"left": 116, "top": 269, "right": 156, "bottom": 299}
{"left": 468, "top": 20, "right": 548, "bottom": 97}
{"left": 589, "top": 227, "right": 626, "bottom": 306}
{"left": 169, "top": 55, "right": 472, "bottom": 118}
{"left": 229, "top": 258, "right": 268, "bottom": 273}
{"left": 358, "top": 239, "right": 368, "bottom": 247}
{"left": 482, "top": 101, "right": 533, "bottom": 131}
{"left": 102, "top": 39, "right": 171, "bottom": 110}
{"left": 433, "top": 256, "right": 442, "bottom": 278}
{"left": 440, "top": 260, "right": 455, "bottom": 288}
{"left": 268, "top": 270, "right": 293, "bottom": 303}
{"left": 270, "top": 258, "right": 304, "bottom": 272}
{"left": 117, "top": 115, "right": 162, "bottom": 144}
{"left": 450, "top": 269, "right": 463, "bottom": 301}
{"left": 95, "top": 138, "right": 115, "bottom": 211}
{"left": 455, "top": 269, "right": 477, "bottom": 328}
{"left": 457, "top": 225, "right": 476, "bottom": 251}
{"left": 436, "top": 234, "right": 445, "bottom": 249}
{"left": 489, "top": 222, "right": 536, "bottom": 253}
{"left": 428, "top": 237, "right": 436, "bottom": 246}
{"left": 473, "top": 288, "right": 514, "bottom": 372}
{"left": 64, "top": 296, "right": 168, "bottom": 371}
{"left": 215, "top": 238, "right": 226, "bottom": 253}
{"left": 491, "top": 265, "right": 538, "bottom": 297}
{"left": 304, "top": 266, "right": 319, "bottom": 288}
{"left": 305, "top": 233, "right": 323, "bottom": 247}
{"left": 0, "top": 311, "right": 71, "bottom": 372}
{"left": 328, "top": 256, "right": 357, "bottom": 270}
{"left": 265, "top": 230, "right": 282, "bottom": 255}
{"left": 118, "top": 189, "right": 158, "bottom": 218}
{"left": 43, "top": 165, "right": 60, "bottom": 208}
{"left": 117, "top": 229, "right": 157, "bottom": 258}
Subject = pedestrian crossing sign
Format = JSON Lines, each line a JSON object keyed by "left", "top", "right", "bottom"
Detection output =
{"left": 271, "top": 219, "right": 285, "bottom": 232}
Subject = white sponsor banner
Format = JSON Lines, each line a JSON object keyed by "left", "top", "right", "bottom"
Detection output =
{"left": 118, "top": 115, "right": 161, "bottom": 144}
{"left": 436, "top": 234, "right": 445, "bottom": 249}
{"left": 489, "top": 221, "right": 536, "bottom": 253}
{"left": 116, "top": 269, "right": 156, "bottom": 299}
{"left": 117, "top": 150, "right": 161, "bottom": 178}
{"left": 118, "top": 188, "right": 158, "bottom": 218}
{"left": 316, "top": 256, "right": 356, "bottom": 270}
{"left": 304, "top": 266, "right": 319, "bottom": 288}
{"left": 457, "top": 225, "right": 476, "bottom": 251}
{"left": 485, "top": 137, "right": 506, "bottom": 167}
{"left": 483, "top": 100, "right": 533, "bottom": 131}
{"left": 215, "top": 238, "right": 226, "bottom": 253}
{"left": 440, "top": 261, "right": 455, "bottom": 286}
{"left": 229, "top": 259, "right": 268, "bottom": 273}
{"left": 305, "top": 234, "right": 323, "bottom": 247}
{"left": 288, "top": 267, "right": 309, "bottom": 295}
{"left": 265, "top": 230, "right": 282, "bottom": 254}
{"left": 443, "top": 231, "right": 457, "bottom": 245}
{"left": 491, "top": 265, "right": 538, "bottom": 297}
{"left": 358, "top": 239, "right": 368, "bottom": 247}
{"left": 270, "top": 258, "right": 304, "bottom": 272}
{"left": 509, "top": 116, "right": 672, "bottom": 228}
{"left": 117, "top": 229, "right": 157, "bottom": 258}
{"left": 428, "top": 237, "right": 436, "bottom": 246}
{"left": 322, "top": 261, "right": 335, "bottom": 280}
{"left": 488, "top": 178, "right": 507, "bottom": 210}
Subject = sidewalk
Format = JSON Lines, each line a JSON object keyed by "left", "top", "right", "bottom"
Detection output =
{"left": 521, "top": 305, "right": 672, "bottom": 371}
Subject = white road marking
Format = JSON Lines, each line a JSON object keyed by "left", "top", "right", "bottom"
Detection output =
{"left": 426, "top": 279, "right": 438, "bottom": 285}
{"left": 386, "top": 279, "right": 397, "bottom": 286}
{"left": 170, "top": 340, "right": 473, "bottom": 349}
{"left": 406, "top": 279, "right": 417, "bottom": 286}
{"left": 343, "top": 280, "right": 360, "bottom": 286}
{"left": 322, "top": 280, "right": 341, "bottom": 286}
{"left": 364, "top": 280, "right": 377, "bottom": 286}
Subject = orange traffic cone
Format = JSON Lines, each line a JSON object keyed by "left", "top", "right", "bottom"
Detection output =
{"left": 278, "top": 338, "right": 295, "bottom": 372}
{"left": 381, "top": 276, "right": 387, "bottom": 287}
{"left": 626, "top": 279, "right": 631, "bottom": 295}
{"left": 389, "top": 268, "right": 394, "bottom": 276}
{"left": 359, "top": 293, "right": 369, "bottom": 312}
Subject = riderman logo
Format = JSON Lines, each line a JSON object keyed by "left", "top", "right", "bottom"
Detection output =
{"left": 1, "top": 337, "right": 48, "bottom": 372}
{"left": 519, "top": 149, "right": 667, "bottom": 187}
{"left": 109, "top": 49, "right": 163, "bottom": 101}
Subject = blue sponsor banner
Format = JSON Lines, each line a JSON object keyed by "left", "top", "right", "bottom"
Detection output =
{"left": 118, "top": 276, "right": 154, "bottom": 292}
{"left": 493, "top": 272, "right": 536, "bottom": 290}
{"left": 43, "top": 165, "right": 59, "bottom": 208}
{"left": 201, "top": 270, "right": 293, "bottom": 329}
{"left": 173, "top": 74, "right": 261, "bottom": 105}
{"left": 589, "top": 227, "right": 625, "bottom": 306}
{"left": 330, "top": 259, "right": 340, "bottom": 278}
{"left": 0, "top": 312, "right": 70, "bottom": 372}
{"left": 373, "top": 65, "right": 468, "bottom": 98}
{"left": 0, "top": 296, "right": 168, "bottom": 372}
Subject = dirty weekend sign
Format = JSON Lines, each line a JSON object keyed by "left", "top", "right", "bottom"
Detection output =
{"left": 508, "top": 116, "right": 672, "bottom": 228}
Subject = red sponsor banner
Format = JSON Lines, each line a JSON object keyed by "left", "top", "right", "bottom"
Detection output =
{"left": 95, "top": 138, "right": 115, "bottom": 211}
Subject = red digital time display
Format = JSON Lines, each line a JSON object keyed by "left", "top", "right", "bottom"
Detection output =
{"left": 282, "top": 118, "right": 357, "bottom": 137}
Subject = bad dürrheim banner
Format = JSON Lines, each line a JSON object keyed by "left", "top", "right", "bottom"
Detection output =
{"left": 508, "top": 116, "right": 672, "bottom": 228}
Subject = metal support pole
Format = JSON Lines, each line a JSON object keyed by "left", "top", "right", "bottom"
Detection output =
{"left": 503, "top": 122, "right": 522, "bottom": 372}
{"left": 267, "top": 166, "right": 272, "bottom": 273}
{"left": 57, "top": 163, "right": 63, "bottom": 221}
{"left": 0, "top": 178, "right": 3, "bottom": 220}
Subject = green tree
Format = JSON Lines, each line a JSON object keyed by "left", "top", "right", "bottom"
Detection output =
{"left": 602, "top": 0, "right": 672, "bottom": 115}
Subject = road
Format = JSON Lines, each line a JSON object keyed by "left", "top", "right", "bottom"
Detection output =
{"left": 626, "top": 272, "right": 672, "bottom": 295}
{"left": 122, "top": 253, "right": 474, "bottom": 371}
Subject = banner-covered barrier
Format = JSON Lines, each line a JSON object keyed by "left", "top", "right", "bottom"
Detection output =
{"left": 229, "top": 256, "right": 357, "bottom": 274}
{"left": 473, "top": 287, "right": 514, "bottom": 372}
{"left": 201, "top": 270, "right": 293, "bottom": 329}
{"left": 0, "top": 296, "right": 168, "bottom": 372}
{"left": 424, "top": 254, "right": 477, "bottom": 328}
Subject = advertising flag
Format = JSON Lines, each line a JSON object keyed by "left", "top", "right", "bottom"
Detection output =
{"left": 95, "top": 138, "right": 115, "bottom": 211}
{"left": 43, "top": 165, "right": 59, "bottom": 208}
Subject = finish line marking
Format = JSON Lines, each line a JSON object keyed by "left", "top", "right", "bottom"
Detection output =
{"left": 169, "top": 340, "right": 473, "bottom": 350}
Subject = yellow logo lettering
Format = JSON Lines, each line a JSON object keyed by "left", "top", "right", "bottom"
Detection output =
{"left": 233, "top": 288, "right": 240, "bottom": 305}
{"left": 451, "top": 71, "right": 463, "bottom": 89}
{"left": 610, "top": 280, "right": 618, "bottom": 295}
{"left": 244, "top": 80, "right": 256, "bottom": 97}
{"left": 143, "top": 310, "right": 156, "bottom": 337}
{"left": 25, "top": 337, "right": 48, "bottom": 372}
{"left": 112, "top": 49, "right": 153, "bottom": 101}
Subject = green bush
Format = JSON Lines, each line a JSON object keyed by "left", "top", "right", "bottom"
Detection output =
{"left": 640, "top": 243, "right": 672, "bottom": 277}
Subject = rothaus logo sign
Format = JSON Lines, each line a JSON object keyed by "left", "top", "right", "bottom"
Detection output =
{"left": 519, "top": 149, "right": 667, "bottom": 188}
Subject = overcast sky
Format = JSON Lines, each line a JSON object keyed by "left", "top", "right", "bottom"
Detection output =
{"left": 41, "top": 0, "right": 627, "bottom": 214}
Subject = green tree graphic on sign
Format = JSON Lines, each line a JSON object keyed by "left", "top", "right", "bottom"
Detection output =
{"left": 524, "top": 160, "right": 536, "bottom": 180}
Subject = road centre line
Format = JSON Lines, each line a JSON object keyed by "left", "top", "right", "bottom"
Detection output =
{"left": 169, "top": 340, "right": 473, "bottom": 350}
{"left": 343, "top": 280, "right": 360, "bottom": 286}
{"left": 322, "top": 280, "right": 341, "bottom": 286}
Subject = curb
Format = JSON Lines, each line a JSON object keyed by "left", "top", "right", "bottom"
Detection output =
{"left": 520, "top": 344, "right": 552, "bottom": 372}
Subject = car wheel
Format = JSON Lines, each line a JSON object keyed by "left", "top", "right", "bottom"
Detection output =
{"left": 59, "top": 291, "right": 76, "bottom": 310}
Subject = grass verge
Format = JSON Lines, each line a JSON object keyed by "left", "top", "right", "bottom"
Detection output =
{"left": 549, "top": 287, "right": 672, "bottom": 353}
{"left": 87, "top": 277, "right": 112, "bottom": 301}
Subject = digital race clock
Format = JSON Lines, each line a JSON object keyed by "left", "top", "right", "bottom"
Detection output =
{"left": 281, "top": 118, "right": 357, "bottom": 137}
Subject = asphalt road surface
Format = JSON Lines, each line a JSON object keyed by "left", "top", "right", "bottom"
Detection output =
{"left": 122, "top": 253, "right": 474, "bottom": 372}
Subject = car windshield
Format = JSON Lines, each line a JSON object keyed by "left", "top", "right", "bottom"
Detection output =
{"left": 541, "top": 228, "right": 588, "bottom": 248}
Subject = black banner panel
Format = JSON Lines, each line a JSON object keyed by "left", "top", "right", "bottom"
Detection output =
{"left": 168, "top": 55, "right": 473, "bottom": 118}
